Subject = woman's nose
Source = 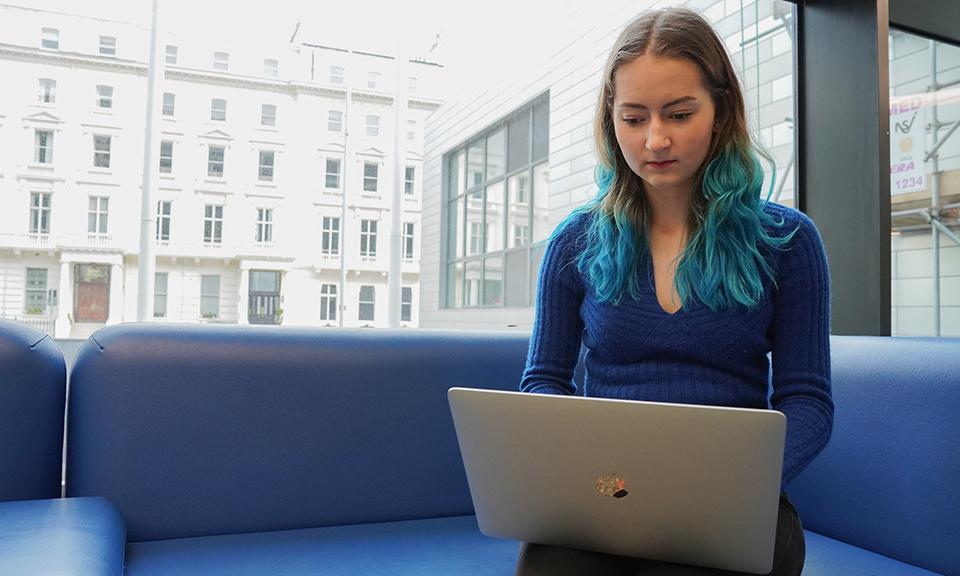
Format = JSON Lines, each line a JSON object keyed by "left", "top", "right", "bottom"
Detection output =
{"left": 645, "top": 120, "right": 671, "bottom": 151}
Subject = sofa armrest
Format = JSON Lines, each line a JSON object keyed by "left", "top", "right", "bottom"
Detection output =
{"left": 0, "top": 497, "right": 125, "bottom": 576}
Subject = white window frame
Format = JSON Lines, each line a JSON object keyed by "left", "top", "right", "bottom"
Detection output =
{"left": 260, "top": 104, "right": 277, "bottom": 127}
{"left": 34, "top": 130, "right": 53, "bottom": 164}
{"left": 358, "top": 285, "right": 375, "bottom": 322}
{"left": 401, "top": 286, "right": 413, "bottom": 322}
{"left": 403, "top": 221, "right": 415, "bottom": 260}
{"left": 319, "top": 283, "right": 338, "bottom": 321}
{"left": 200, "top": 274, "right": 220, "bottom": 318}
{"left": 93, "top": 135, "right": 111, "bottom": 168}
{"left": 203, "top": 204, "right": 224, "bottom": 244}
{"left": 87, "top": 196, "right": 109, "bottom": 234}
{"left": 360, "top": 219, "right": 378, "bottom": 258}
{"left": 366, "top": 114, "right": 380, "bottom": 136}
{"left": 407, "top": 120, "right": 416, "bottom": 141}
{"left": 165, "top": 44, "right": 178, "bottom": 65}
{"left": 24, "top": 268, "right": 49, "bottom": 315}
{"left": 207, "top": 145, "right": 225, "bottom": 177}
{"left": 321, "top": 216, "right": 340, "bottom": 256}
{"left": 159, "top": 140, "right": 173, "bottom": 173}
{"left": 210, "top": 98, "right": 227, "bottom": 121}
{"left": 367, "top": 71, "right": 380, "bottom": 90}
{"left": 328, "top": 110, "right": 343, "bottom": 132}
{"left": 41, "top": 28, "right": 59, "bottom": 50}
{"left": 263, "top": 58, "right": 279, "bottom": 78}
{"left": 156, "top": 200, "right": 172, "bottom": 241}
{"left": 162, "top": 92, "right": 175, "bottom": 116}
{"left": 38, "top": 78, "right": 56, "bottom": 104}
{"left": 330, "top": 65, "right": 344, "bottom": 84}
{"left": 99, "top": 35, "right": 116, "bottom": 56}
{"left": 405, "top": 165, "right": 416, "bottom": 195}
{"left": 29, "top": 192, "right": 51, "bottom": 234}
{"left": 255, "top": 208, "right": 273, "bottom": 243}
{"left": 258, "top": 150, "right": 275, "bottom": 182}
{"left": 213, "top": 51, "right": 229, "bottom": 71}
{"left": 363, "top": 161, "right": 378, "bottom": 192}
{"left": 154, "top": 272, "right": 168, "bottom": 318}
{"left": 96, "top": 85, "right": 113, "bottom": 109}
{"left": 325, "top": 158, "right": 341, "bottom": 189}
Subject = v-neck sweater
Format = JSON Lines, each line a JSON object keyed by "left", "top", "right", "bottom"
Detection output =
{"left": 520, "top": 202, "right": 834, "bottom": 485}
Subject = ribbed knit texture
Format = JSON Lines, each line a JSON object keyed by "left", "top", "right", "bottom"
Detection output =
{"left": 520, "top": 202, "right": 834, "bottom": 485}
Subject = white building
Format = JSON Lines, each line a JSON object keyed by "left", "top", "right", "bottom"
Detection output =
{"left": 0, "top": 4, "right": 443, "bottom": 338}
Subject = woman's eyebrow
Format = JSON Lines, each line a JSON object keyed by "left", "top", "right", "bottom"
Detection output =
{"left": 617, "top": 96, "right": 699, "bottom": 110}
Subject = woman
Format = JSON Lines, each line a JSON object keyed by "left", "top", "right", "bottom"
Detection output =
{"left": 517, "top": 7, "right": 833, "bottom": 576}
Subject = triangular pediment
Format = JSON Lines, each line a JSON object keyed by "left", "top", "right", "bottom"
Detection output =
{"left": 318, "top": 142, "right": 345, "bottom": 154}
{"left": 406, "top": 151, "right": 424, "bottom": 162}
{"left": 24, "top": 110, "right": 65, "bottom": 124}
{"left": 357, "top": 146, "right": 385, "bottom": 158}
{"left": 200, "top": 129, "right": 233, "bottom": 141}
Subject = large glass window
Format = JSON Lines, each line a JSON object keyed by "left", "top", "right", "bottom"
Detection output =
{"left": 162, "top": 92, "right": 175, "bottom": 116}
{"left": 200, "top": 275, "right": 220, "bottom": 318}
{"left": 321, "top": 216, "right": 340, "bottom": 256}
{"left": 154, "top": 272, "right": 168, "bottom": 318}
{"left": 358, "top": 285, "right": 375, "bottom": 321}
{"left": 325, "top": 158, "right": 341, "bottom": 189}
{"left": 96, "top": 85, "right": 113, "bottom": 109}
{"left": 156, "top": 201, "right": 171, "bottom": 241}
{"left": 29, "top": 192, "right": 51, "bottom": 234}
{"left": 160, "top": 140, "right": 173, "bottom": 173}
{"left": 204, "top": 204, "right": 223, "bottom": 244}
{"left": 24, "top": 268, "right": 48, "bottom": 314}
{"left": 87, "top": 196, "right": 109, "bottom": 234}
{"left": 211, "top": 98, "right": 227, "bottom": 121}
{"left": 38, "top": 78, "right": 56, "bottom": 104}
{"left": 443, "top": 93, "right": 549, "bottom": 308}
{"left": 34, "top": 130, "right": 53, "bottom": 164}
{"left": 363, "top": 162, "right": 379, "bottom": 192}
{"left": 93, "top": 135, "right": 111, "bottom": 168}
{"left": 401, "top": 286, "right": 413, "bottom": 322}
{"left": 320, "top": 283, "right": 337, "bottom": 321}
{"left": 207, "top": 145, "right": 225, "bottom": 177}
{"left": 259, "top": 150, "right": 275, "bottom": 182}
{"left": 360, "top": 219, "right": 378, "bottom": 258}
{"left": 256, "top": 208, "right": 273, "bottom": 243}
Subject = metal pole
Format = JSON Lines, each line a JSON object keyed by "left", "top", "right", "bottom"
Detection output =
{"left": 388, "top": 42, "right": 407, "bottom": 328}
{"left": 339, "top": 51, "right": 352, "bottom": 328}
{"left": 136, "top": 0, "right": 163, "bottom": 321}
{"left": 929, "top": 39, "right": 941, "bottom": 336}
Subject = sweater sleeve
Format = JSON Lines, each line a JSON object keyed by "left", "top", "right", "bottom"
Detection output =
{"left": 519, "top": 217, "right": 586, "bottom": 395}
{"left": 769, "top": 210, "right": 835, "bottom": 485}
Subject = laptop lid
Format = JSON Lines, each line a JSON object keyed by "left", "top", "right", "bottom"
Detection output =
{"left": 448, "top": 387, "right": 786, "bottom": 574}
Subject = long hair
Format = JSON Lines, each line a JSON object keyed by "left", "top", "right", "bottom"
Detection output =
{"left": 564, "top": 7, "right": 795, "bottom": 310}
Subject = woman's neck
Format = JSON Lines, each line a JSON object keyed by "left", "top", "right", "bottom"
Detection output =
{"left": 644, "top": 184, "right": 692, "bottom": 236}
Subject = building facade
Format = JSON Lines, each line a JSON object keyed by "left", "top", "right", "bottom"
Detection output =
{"left": 0, "top": 4, "right": 442, "bottom": 338}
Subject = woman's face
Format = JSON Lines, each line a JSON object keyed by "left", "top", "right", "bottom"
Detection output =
{"left": 612, "top": 54, "right": 717, "bottom": 201}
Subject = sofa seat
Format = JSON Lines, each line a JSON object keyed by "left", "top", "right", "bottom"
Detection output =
{"left": 0, "top": 497, "right": 125, "bottom": 576}
{"left": 803, "top": 531, "right": 942, "bottom": 575}
{"left": 125, "top": 514, "right": 520, "bottom": 575}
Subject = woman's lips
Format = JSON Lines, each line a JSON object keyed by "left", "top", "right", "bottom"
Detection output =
{"left": 646, "top": 160, "right": 677, "bottom": 169}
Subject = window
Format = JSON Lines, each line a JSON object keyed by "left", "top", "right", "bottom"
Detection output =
{"left": 99, "top": 36, "right": 116, "bottom": 56}
{"left": 330, "top": 65, "right": 344, "bottom": 84}
{"left": 203, "top": 204, "right": 223, "bottom": 244}
{"left": 162, "top": 92, "right": 175, "bottom": 116}
{"left": 261, "top": 104, "right": 277, "bottom": 127}
{"left": 444, "top": 94, "right": 551, "bottom": 308}
{"left": 159, "top": 140, "right": 173, "bottom": 173}
{"left": 210, "top": 98, "right": 226, "bottom": 121}
{"left": 213, "top": 51, "right": 229, "bottom": 71}
{"left": 363, "top": 161, "right": 378, "bottom": 192}
{"left": 29, "top": 192, "right": 51, "bottom": 234}
{"left": 407, "top": 120, "right": 416, "bottom": 141}
{"left": 360, "top": 219, "right": 377, "bottom": 258}
{"left": 156, "top": 200, "right": 171, "bottom": 241}
{"left": 358, "top": 285, "right": 375, "bottom": 321}
{"left": 154, "top": 272, "right": 168, "bottom": 318}
{"left": 405, "top": 166, "right": 416, "bottom": 195}
{"left": 258, "top": 150, "right": 275, "bottom": 182}
{"left": 328, "top": 110, "right": 343, "bottom": 132}
{"left": 321, "top": 216, "right": 340, "bottom": 256}
{"left": 38, "top": 79, "right": 56, "bottom": 104}
{"left": 256, "top": 208, "right": 273, "bottom": 243}
{"left": 319, "top": 283, "right": 337, "bottom": 321}
{"left": 165, "top": 44, "right": 178, "bottom": 65}
{"left": 93, "top": 135, "right": 111, "bottom": 168}
{"left": 24, "top": 268, "right": 48, "bottom": 315}
{"left": 401, "top": 286, "right": 413, "bottom": 322}
{"left": 41, "top": 28, "right": 59, "bottom": 50}
{"left": 325, "top": 158, "right": 341, "bottom": 189}
{"left": 408, "top": 76, "right": 417, "bottom": 94}
{"left": 263, "top": 58, "right": 279, "bottom": 77}
{"left": 200, "top": 275, "right": 220, "bottom": 318}
{"left": 366, "top": 115, "right": 380, "bottom": 136}
{"left": 367, "top": 71, "right": 380, "bottom": 90}
{"left": 34, "top": 130, "right": 53, "bottom": 164}
{"left": 87, "top": 196, "right": 109, "bottom": 234}
{"left": 96, "top": 85, "right": 113, "bottom": 109}
{"left": 403, "top": 221, "right": 415, "bottom": 260}
{"left": 207, "top": 145, "right": 225, "bottom": 177}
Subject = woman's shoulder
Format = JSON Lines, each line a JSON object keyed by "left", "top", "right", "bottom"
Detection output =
{"left": 550, "top": 208, "right": 594, "bottom": 248}
{"left": 760, "top": 201, "right": 821, "bottom": 242}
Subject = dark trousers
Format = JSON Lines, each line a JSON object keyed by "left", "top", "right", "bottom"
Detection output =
{"left": 515, "top": 493, "right": 804, "bottom": 576}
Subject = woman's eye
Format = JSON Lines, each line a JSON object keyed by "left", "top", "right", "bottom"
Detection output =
{"left": 672, "top": 112, "right": 693, "bottom": 120}
{"left": 622, "top": 117, "right": 644, "bottom": 125}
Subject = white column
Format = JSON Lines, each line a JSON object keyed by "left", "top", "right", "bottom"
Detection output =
{"left": 107, "top": 263, "right": 124, "bottom": 325}
{"left": 238, "top": 267, "right": 249, "bottom": 325}
{"left": 54, "top": 260, "right": 71, "bottom": 338}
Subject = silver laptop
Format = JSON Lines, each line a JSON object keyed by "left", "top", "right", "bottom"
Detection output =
{"left": 448, "top": 387, "right": 786, "bottom": 574}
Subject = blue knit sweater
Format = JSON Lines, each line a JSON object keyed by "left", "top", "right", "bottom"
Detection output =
{"left": 520, "top": 202, "right": 833, "bottom": 485}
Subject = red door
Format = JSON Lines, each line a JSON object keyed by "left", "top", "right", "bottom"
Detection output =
{"left": 74, "top": 264, "right": 110, "bottom": 322}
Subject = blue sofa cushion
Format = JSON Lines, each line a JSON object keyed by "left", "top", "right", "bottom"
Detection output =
{"left": 803, "top": 531, "right": 942, "bottom": 575}
{"left": 0, "top": 497, "right": 126, "bottom": 576}
{"left": 124, "top": 515, "right": 519, "bottom": 576}
{"left": 0, "top": 319, "right": 66, "bottom": 501}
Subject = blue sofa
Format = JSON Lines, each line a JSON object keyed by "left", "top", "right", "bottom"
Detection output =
{"left": 1, "top": 321, "right": 958, "bottom": 575}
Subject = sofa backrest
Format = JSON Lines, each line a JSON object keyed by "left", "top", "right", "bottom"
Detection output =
{"left": 788, "top": 335, "right": 960, "bottom": 576}
{"left": 66, "top": 324, "right": 530, "bottom": 542}
{"left": 0, "top": 319, "right": 66, "bottom": 501}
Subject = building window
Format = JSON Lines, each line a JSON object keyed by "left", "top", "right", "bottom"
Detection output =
{"left": 405, "top": 165, "right": 416, "bottom": 195}
{"left": 407, "top": 120, "right": 416, "bottom": 141}
{"left": 358, "top": 285, "right": 375, "bottom": 322}
{"left": 207, "top": 145, "right": 225, "bottom": 177}
{"left": 41, "top": 28, "right": 59, "bottom": 50}
{"left": 319, "top": 283, "right": 337, "bottom": 321}
{"left": 330, "top": 65, "right": 344, "bottom": 84}
{"left": 24, "top": 268, "right": 48, "bottom": 315}
{"left": 159, "top": 140, "right": 173, "bottom": 173}
{"left": 328, "top": 110, "right": 343, "bottom": 132}
{"left": 156, "top": 200, "right": 171, "bottom": 241}
{"left": 408, "top": 76, "right": 417, "bottom": 94}
{"left": 165, "top": 44, "right": 178, "bottom": 65}
{"left": 204, "top": 204, "right": 223, "bottom": 244}
{"left": 154, "top": 272, "right": 168, "bottom": 318}
{"left": 211, "top": 98, "right": 226, "bottom": 121}
{"left": 38, "top": 78, "right": 56, "bottom": 104}
{"left": 443, "top": 94, "right": 550, "bottom": 308}
{"left": 34, "top": 130, "right": 53, "bottom": 164}
{"left": 401, "top": 286, "right": 413, "bottom": 322}
{"left": 366, "top": 115, "right": 380, "bottom": 136}
{"left": 363, "top": 161, "right": 378, "bottom": 192}
{"left": 261, "top": 104, "right": 277, "bottom": 127}
{"left": 258, "top": 150, "right": 275, "bottom": 182}
{"left": 403, "top": 221, "right": 415, "bottom": 260}
{"left": 256, "top": 208, "right": 273, "bottom": 243}
{"left": 87, "top": 196, "right": 109, "bottom": 234}
{"left": 200, "top": 274, "right": 220, "bottom": 318}
{"left": 367, "top": 71, "right": 380, "bottom": 90}
{"left": 263, "top": 58, "right": 279, "bottom": 77}
{"left": 99, "top": 35, "right": 116, "bottom": 56}
{"left": 321, "top": 216, "right": 340, "bottom": 256}
{"left": 96, "top": 85, "right": 113, "bottom": 109}
{"left": 29, "top": 192, "right": 51, "bottom": 234}
{"left": 325, "top": 158, "right": 341, "bottom": 189}
{"left": 360, "top": 219, "right": 377, "bottom": 258}
{"left": 213, "top": 51, "right": 229, "bottom": 71}
{"left": 93, "top": 135, "right": 111, "bottom": 168}
{"left": 162, "top": 92, "right": 175, "bottom": 116}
